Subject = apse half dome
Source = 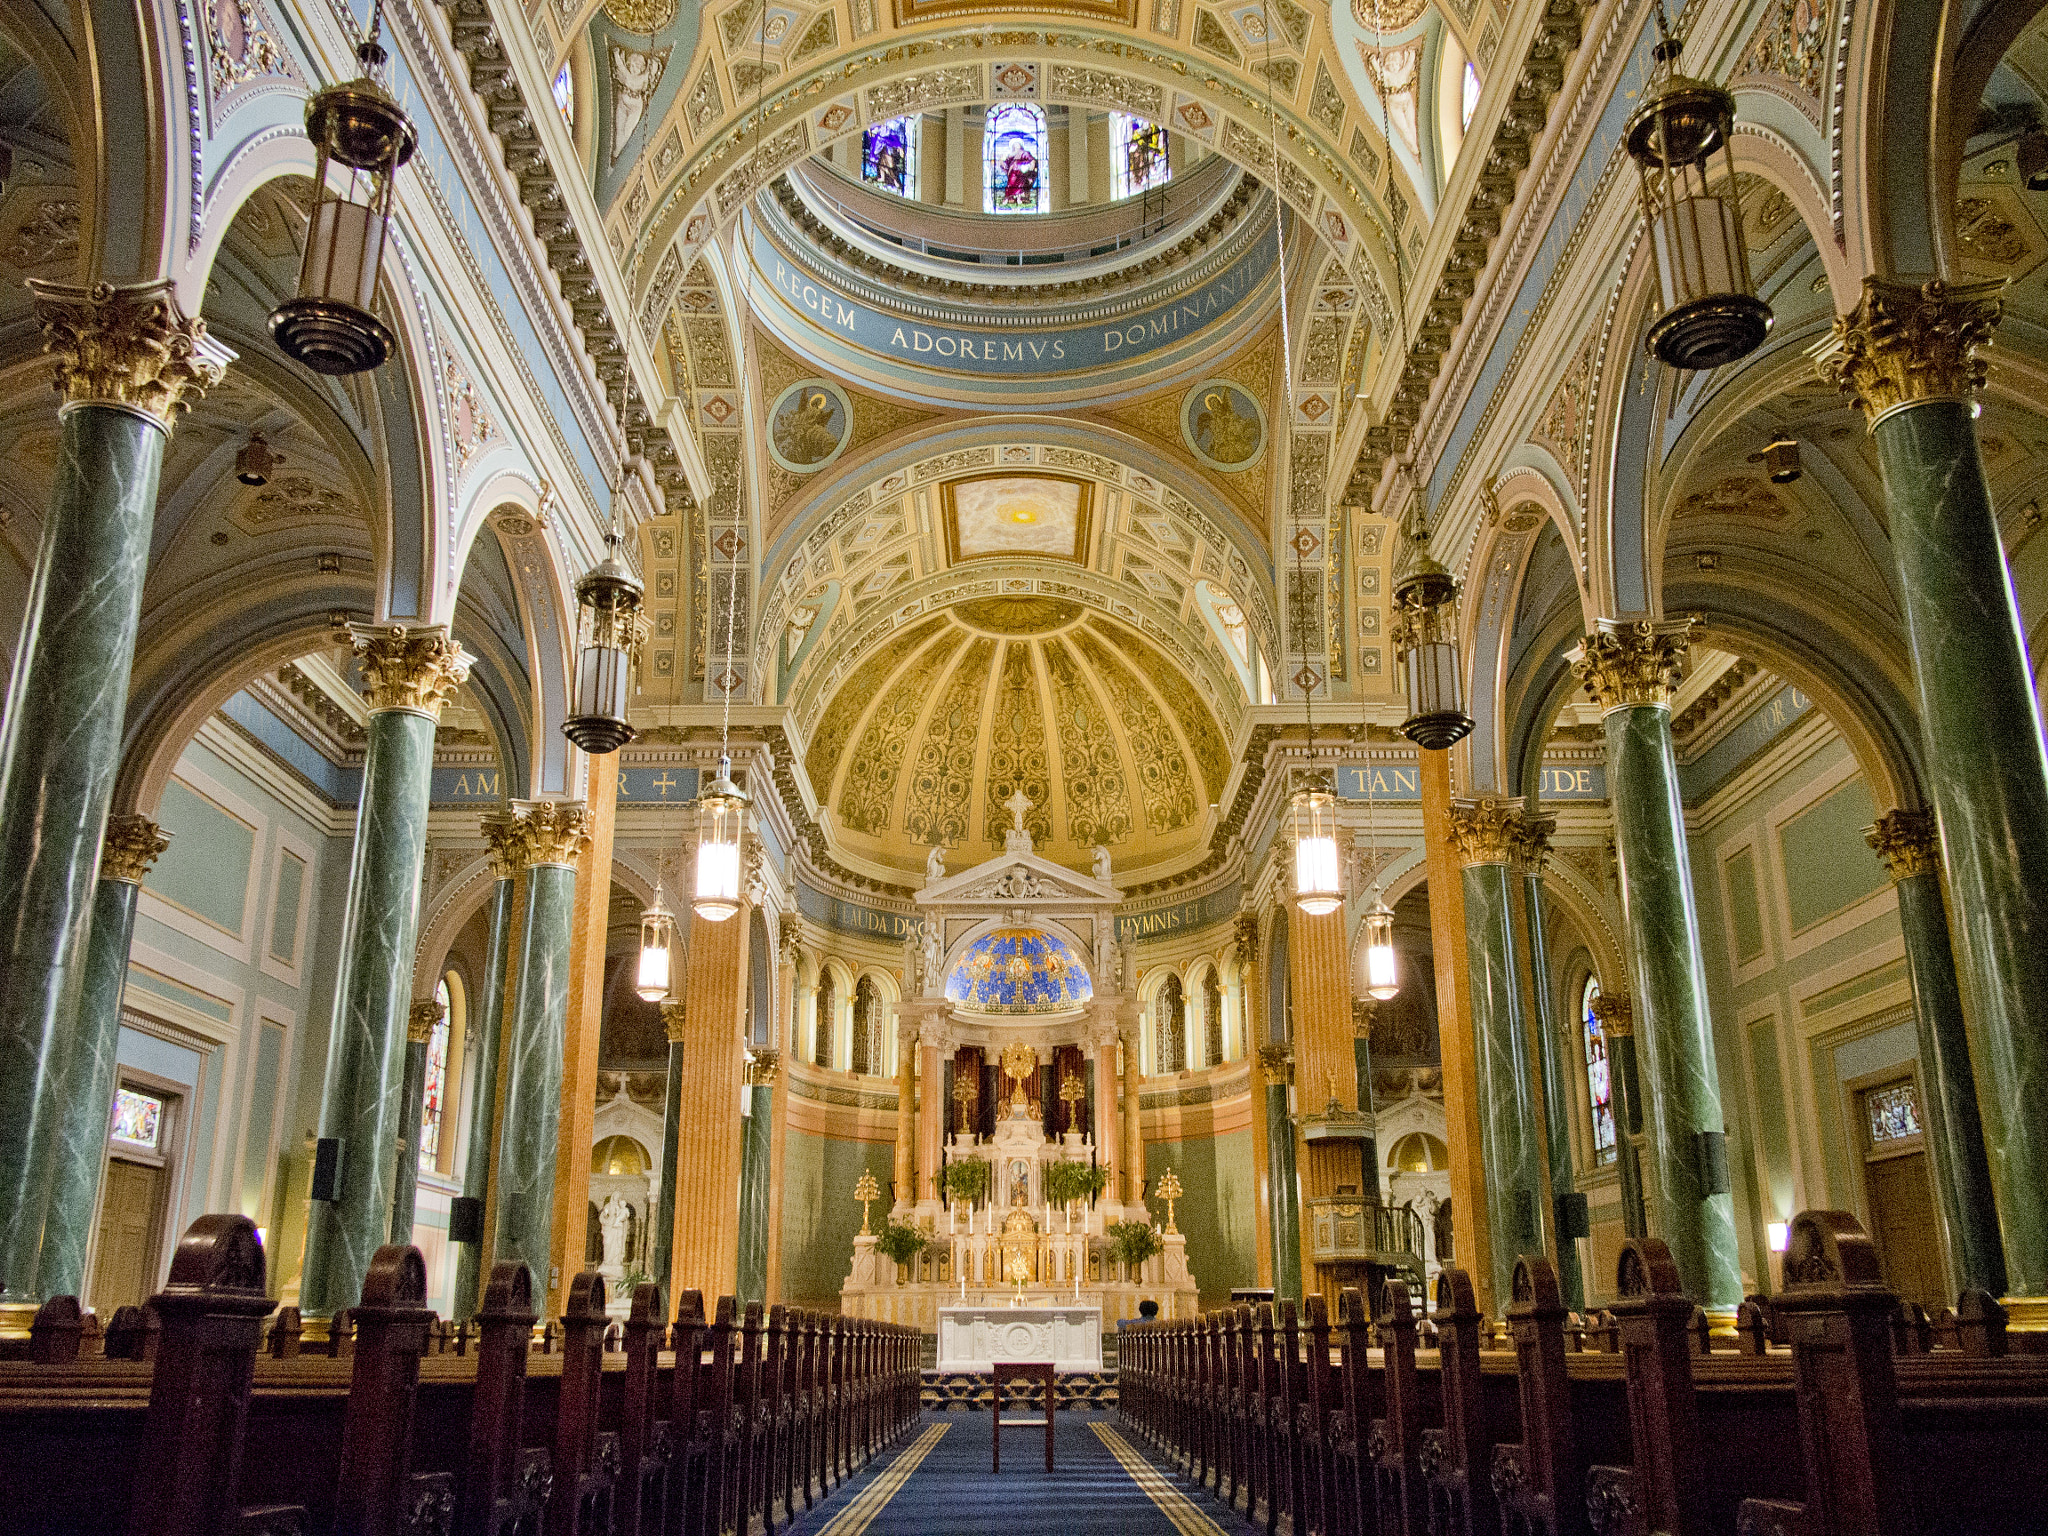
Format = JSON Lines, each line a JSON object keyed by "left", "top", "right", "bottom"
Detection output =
{"left": 945, "top": 928, "right": 1093, "bottom": 1015}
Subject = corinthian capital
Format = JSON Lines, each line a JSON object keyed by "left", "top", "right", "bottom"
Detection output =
{"left": 408, "top": 998, "right": 445, "bottom": 1044}
{"left": 1517, "top": 813, "right": 1556, "bottom": 874}
{"left": 1233, "top": 910, "right": 1259, "bottom": 964}
{"left": 101, "top": 814, "right": 172, "bottom": 885}
{"left": 480, "top": 810, "right": 529, "bottom": 878}
{"left": 1822, "top": 276, "right": 2004, "bottom": 423}
{"left": 29, "top": 279, "right": 232, "bottom": 428}
{"left": 1449, "top": 796, "right": 1522, "bottom": 866}
{"left": 1569, "top": 618, "right": 1692, "bottom": 712}
{"left": 513, "top": 799, "right": 590, "bottom": 869}
{"left": 662, "top": 1001, "right": 688, "bottom": 1044}
{"left": 351, "top": 624, "right": 472, "bottom": 718}
{"left": 1865, "top": 808, "right": 1938, "bottom": 882}
{"left": 1589, "top": 993, "right": 1632, "bottom": 1037}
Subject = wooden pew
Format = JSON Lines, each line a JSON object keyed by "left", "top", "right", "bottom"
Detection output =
{"left": 618, "top": 1281, "right": 669, "bottom": 1536}
{"left": 457, "top": 1262, "right": 542, "bottom": 1536}
{"left": 332, "top": 1243, "right": 444, "bottom": 1536}
{"left": 1491, "top": 1255, "right": 1581, "bottom": 1536}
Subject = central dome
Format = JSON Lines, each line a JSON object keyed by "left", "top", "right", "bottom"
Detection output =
{"left": 946, "top": 928, "right": 1093, "bottom": 1015}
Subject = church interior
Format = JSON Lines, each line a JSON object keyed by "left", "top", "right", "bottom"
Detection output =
{"left": 2, "top": 0, "right": 2048, "bottom": 1524}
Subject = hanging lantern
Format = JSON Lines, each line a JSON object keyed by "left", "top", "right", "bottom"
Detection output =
{"left": 1624, "top": 22, "right": 1771, "bottom": 370}
{"left": 269, "top": 41, "right": 416, "bottom": 375}
{"left": 1363, "top": 899, "right": 1399, "bottom": 1000}
{"left": 1391, "top": 531, "right": 1473, "bottom": 750}
{"left": 636, "top": 883, "right": 675, "bottom": 1001}
{"left": 234, "top": 433, "right": 278, "bottom": 486}
{"left": 1291, "top": 784, "right": 1344, "bottom": 916}
{"left": 563, "top": 527, "right": 645, "bottom": 754}
{"left": 693, "top": 754, "right": 749, "bottom": 922}
{"left": 1760, "top": 437, "right": 1801, "bottom": 484}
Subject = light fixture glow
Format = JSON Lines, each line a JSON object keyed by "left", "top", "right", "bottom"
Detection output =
{"left": 636, "top": 883, "right": 675, "bottom": 1000}
{"left": 563, "top": 525, "right": 645, "bottom": 755}
{"left": 1291, "top": 786, "right": 1344, "bottom": 916}
{"left": 1767, "top": 1220, "right": 1790, "bottom": 1253}
{"left": 1364, "top": 900, "right": 1398, "bottom": 1000}
{"left": 693, "top": 754, "right": 749, "bottom": 922}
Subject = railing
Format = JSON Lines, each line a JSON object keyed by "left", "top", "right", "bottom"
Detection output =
{"left": 1118, "top": 1209, "right": 2048, "bottom": 1536}
{"left": 0, "top": 1213, "right": 921, "bottom": 1536}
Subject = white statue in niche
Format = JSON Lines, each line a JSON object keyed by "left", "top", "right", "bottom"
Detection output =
{"left": 599, "top": 1192, "right": 631, "bottom": 1273}
{"left": 920, "top": 917, "right": 944, "bottom": 996}
{"left": 926, "top": 843, "right": 946, "bottom": 883}
{"left": 1092, "top": 844, "right": 1112, "bottom": 883}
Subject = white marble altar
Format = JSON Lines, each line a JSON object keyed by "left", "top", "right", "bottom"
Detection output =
{"left": 936, "top": 1304, "right": 1104, "bottom": 1372}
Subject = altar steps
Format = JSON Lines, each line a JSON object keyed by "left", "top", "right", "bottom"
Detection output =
{"left": 922, "top": 1368, "right": 1120, "bottom": 1411}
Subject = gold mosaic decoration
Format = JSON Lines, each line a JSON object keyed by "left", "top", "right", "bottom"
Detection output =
{"left": 982, "top": 642, "right": 1053, "bottom": 849}
{"left": 839, "top": 628, "right": 963, "bottom": 832}
{"left": 1042, "top": 638, "right": 1133, "bottom": 848}
{"left": 1071, "top": 628, "right": 1197, "bottom": 834}
{"left": 904, "top": 637, "right": 993, "bottom": 847}
{"left": 804, "top": 615, "right": 944, "bottom": 793}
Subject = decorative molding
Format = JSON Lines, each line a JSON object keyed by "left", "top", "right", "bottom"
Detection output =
{"left": 513, "top": 798, "right": 592, "bottom": 867}
{"left": 28, "top": 279, "right": 232, "bottom": 427}
{"left": 350, "top": 624, "right": 473, "bottom": 718}
{"left": 102, "top": 815, "right": 173, "bottom": 886}
{"left": 1819, "top": 276, "right": 2004, "bottom": 423}
{"left": 1568, "top": 618, "right": 1692, "bottom": 713}
{"left": 1448, "top": 796, "right": 1521, "bottom": 866}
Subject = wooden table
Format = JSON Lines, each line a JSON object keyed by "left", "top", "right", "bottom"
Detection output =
{"left": 991, "top": 1361, "right": 1055, "bottom": 1472}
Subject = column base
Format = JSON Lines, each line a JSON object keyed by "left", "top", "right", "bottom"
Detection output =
{"left": 1703, "top": 1304, "right": 1740, "bottom": 1337}
{"left": 0, "top": 1300, "right": 39, "bottom": 1342}
{"left": 2000, "top": 1294, "right": 2048, "bottom": 1334}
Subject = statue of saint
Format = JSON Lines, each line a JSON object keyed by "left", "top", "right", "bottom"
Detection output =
{"left": 598, "top": 1192, "right": 631, "bottom": 1273}
{"left": 920, "top": 918, "right": 943, "bottom": 995}
{"left": 926, "top": 843, "right": 945, "bottom": 883}
{"left": 1092, "top": 844, "right": 1112, "bottom": 883}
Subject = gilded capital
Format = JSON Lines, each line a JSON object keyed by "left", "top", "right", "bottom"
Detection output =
{"left": 480, "top": 811, "right": 529, "bottom": 878}
{"left": 1516, "top": 813, "right": 1557, "bottom": 874}
{"left": 747, "top": 1049, "right": 781, "bottom": 1086}
{"left": 662, "top": 1001, "right": 689, "bottom": 1044}
{"left": 408, "top": 998, "right": 445, "bottom": 1044}
{"left": 1865, "top": 808, "right": 1938, "bottom": 882}
{"left": 1589, "top": 993, "right": 1632, "bottom": 1037}
{"left": 29, "top": 279, "right": 232, "bottom": 428}
{"left": 101, "top": 814, "right": 171, "bottom": 885}
{"left": 513, "top": 799, "right": 590, "bottom": 868}
{"left": 350, "top": 623, "right": 472, "bottom": 719}
{"left": 1257, "top": 1041, "right": 1294, "bottom": 1079}
{"left": 1822, "top": 276, "right": 2004, "bottom": 423}
{"left": 1233, "top": 910, "right": 1259, "bottom": 964}
{"left": 1449, "top": 796, "right": 1522, "bottom": 866}
{"left": 1569, "top": 618, "right": 1692, "bottom": 712}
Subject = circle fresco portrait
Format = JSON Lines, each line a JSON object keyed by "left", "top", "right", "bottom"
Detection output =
{"left": 1181, "top": 379, "right": 1266, "bottom": 471}
{"left": 767, "top": 379, "right": 853, "bottom": 473}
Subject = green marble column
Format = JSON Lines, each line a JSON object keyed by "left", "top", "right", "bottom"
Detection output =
{"left": 1594, "top": 996, "right": 1650, "bottom": 1239}
{"left": 1452, "top": 800, "right": 1550, "bottom": 1311}
{"left": 0, "top": 281, "right": 226, "bottom": 1307}
{"left": 1868, "top": 811, "right": 2007, "bottom": 1294}
{"left": 1829, "top": 278, "right": 2048, "bottom": 1301}
{"left": 737, "top": 1076, "right": 773, "bottom": 1303}
{"left": 489, "top": 802, "right": 587, "bottom": 1291}
{"left": 1521, "top": 842, "right": 1586, "bottom": 1311}
{"left": 1262, "top": 1046, "right": 1302, "bottom": 1300}
{"left": 451, "top": 842, "right": 518, "bottom": 1321}
{"left": 299, "top": 626, "right": 469, "bottom": 1317}
{"left": 35, "top": 817, "right": 171, "bottom": 1300}
{"left": 389, "top": 999, "right": 441, "bottom": 1243}
{"left": 1574, "top": 620, "right": 1742, "bottom": 1311}
{"left": 650, "top": 1007, "right": 686, "bottom": 1307}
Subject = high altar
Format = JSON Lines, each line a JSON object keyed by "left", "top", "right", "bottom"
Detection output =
{"left": 840, "top": 796, "right": 1199, "bottom": 1329}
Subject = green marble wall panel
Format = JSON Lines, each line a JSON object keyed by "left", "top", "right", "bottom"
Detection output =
{"left": 452, "top": 877, "right": 514, "bottom": 1321}
{"left": 737, "top": 1085, "right": 773, "bottom": 1303}
{"left": 1144, "top": 1128, "right": 1256, "bottom": 1303}
{"left": 1267, "top": 1083, "right": 1301, "bottom": 1299}
{"left": 490, "top": 863, "right": 576, "bottom": 1290}
{"left": 778, "top": 1128, "right": 888, "bottom": 1308}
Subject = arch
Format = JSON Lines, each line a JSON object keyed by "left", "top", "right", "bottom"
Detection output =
{"left": 1582, "top": 247, "right": 1663, "bottom": 619}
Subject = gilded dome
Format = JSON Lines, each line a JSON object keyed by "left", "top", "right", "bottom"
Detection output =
{"left": 946, "top": 928, "right": 1094, "bottom": 1015}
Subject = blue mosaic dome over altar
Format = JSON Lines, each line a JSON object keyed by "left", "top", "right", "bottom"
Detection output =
{"left": 945, "top": 928, "right": 1093, "bottom": 1015}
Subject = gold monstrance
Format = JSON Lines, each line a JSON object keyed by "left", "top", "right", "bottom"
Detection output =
{"left": 1059, "top": 1071, "right": 1086, "bottom": 1133}
{"left": 854, "top": 1169, "right": 879, "bottom": 1235}
{"left": 1000, "top": 1039, "right": 1038, "bottom": 1117}
{"left": 1156, "top": 1168, "right": 1183, "bottom": 1234}
{"left": 953, "top": 1073, "right": 978, "bottom": 1134}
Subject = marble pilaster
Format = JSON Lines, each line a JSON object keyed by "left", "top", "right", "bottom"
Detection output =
{"left": 1867, "top": 811, "right": 2007, "bottom": 1294}
{"left": 389, "top": 999, "right": 442, "bottom": 1243}
{"left": 299, "top": 625, "right": 469, "bottom": 1316}
{"left": 0, "top": 282, "right": 226, "bottom": 1304}
{"left": 1452, "top": 798, "right": 1551, "bottom": 1312}
{"left": 650, "top": 1004, "right": 687, "bottom": 1302}
{"left": 1518, "top": 829, "right": 1586, "bottom": 1310}
{"left": 35, "top": 817, "right": 170, "bottom": 1300}
{"left": 893, "top": 1019, "right": 915, "bottom": 1217}
{"left": 1120, "top": 1015, "right": 1143, "bottom": 1206}
{"left": 1573, "top": 620, "right": 1742, "bottom": 1310}
{"left": 737, "top": 1056, "right": 776, "bottom": 1302}
{"left": 1261, "top": 1043, "right": 1302, "bottom": 1300}
{"left": 451, "top": 825, "right": 520, "bottom": 1321}
{"left": 906, "top": 1001, "right": 947, "bottom": 1213}
{"left": 1826, "top": 277, "right": 2048, "bottom": 1301}
{"left": 488, "top": 802, "right": 587, "bottom": 1291}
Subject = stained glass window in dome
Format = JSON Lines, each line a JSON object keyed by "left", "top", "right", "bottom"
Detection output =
{"left": 985, "top": 103, "right": 1047, "bottom": 214}
{"left": 862, "top": 116, "right": 916, "bottom": 195}
{"left": 946, "top": 927, "right": 1093, "bottom": 1014}
{"left": 1111, "top": 113, "right": 1170, "bottom": 199}
{"left": 552, "top": 63, "right": 574, "bottom": 126}
{"left": 1584, "top": 976, "right": 1615, "bottom": 1163}
{"left": 420, "top": 977, "right": 451, "bottom": 1169}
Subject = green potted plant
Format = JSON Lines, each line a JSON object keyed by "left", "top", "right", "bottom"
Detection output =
{"left": 1107, "top": 1219, "right": 1163, "bottom": 1274}
{"left": 942, "top": 1155, "right": 992, "bottom": 1208}
{"left": 1043, "top": 1158, "right": 1109, "bottom": 1209}
{"left": 874, "top": 1218, "right": 930, "bottom": 1276}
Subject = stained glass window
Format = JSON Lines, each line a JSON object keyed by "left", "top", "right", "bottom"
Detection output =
{"left": 1462, "top": 62, "right": 1481, "bottom": 130}
{"left": 1157, "top": 973, "right": 1186, "bottom": 1074}
{"left": 1203, "top": 969, "right": 1224, "bottom": 1064}
{"left": 1583, "top": 977, "right": 1616, "bottom": 1163}
{"left": 552, "top": 63, "right": 573, "bottom": 126}
{"left": 110, "top": 1087, "right": 163, "bottom": 1151}
{"left": 419, "top": 977, "right": 451, "bottom": 1169}
{"left": 852, "top": 975, "right": 880, "bottom": 1076}
{"left": 1867, "top": 1081, "right": 1923, "bottom": 1143}
{"left": 814, "top": 970, "right": 836, "bottom": 1067}
{"left": 1111, "top": 113, "right": 1170, "bottom": 199}
{"left": 984, "top": 103, "right": 1047, "bottom": 214}
{"left": 862, "top": 116, "right": 916, "bottom": 195}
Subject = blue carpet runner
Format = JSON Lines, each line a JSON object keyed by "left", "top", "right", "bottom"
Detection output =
{"left": 787, "top": 1411, "right": 1263, "bottom": 1536}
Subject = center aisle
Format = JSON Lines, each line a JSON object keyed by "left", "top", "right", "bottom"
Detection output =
{"left": 788, "top": 1411, "right": 1264, "bottom": 1536}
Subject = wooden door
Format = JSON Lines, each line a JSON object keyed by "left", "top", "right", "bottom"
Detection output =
{"left": 90, "top": 1157, "right": 164, "bottom": 1314}
{"left": 1859, "top": 1079, "right": 1945, "bottom": 1310}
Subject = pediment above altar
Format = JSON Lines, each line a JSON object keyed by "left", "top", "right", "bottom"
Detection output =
{"left": 916, "top": 850, "right": 1119, "bottom": 909}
